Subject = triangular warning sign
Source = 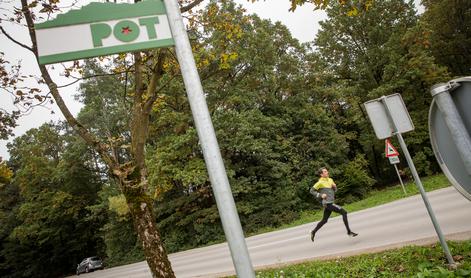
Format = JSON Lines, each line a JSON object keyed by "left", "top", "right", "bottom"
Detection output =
{"left": 385, "top": 139, "right": 399, "bottom": 157}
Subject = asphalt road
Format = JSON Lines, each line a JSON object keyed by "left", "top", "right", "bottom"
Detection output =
{"left": 73, "top": 186, "right": 471, "bottom": 278}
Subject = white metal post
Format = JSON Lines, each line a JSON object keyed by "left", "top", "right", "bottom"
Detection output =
{"left": 393, "top": 164, "right": 407, "bottom": 195}
{"left": 431, "top": 82, "right": 471, "bottom": 175}
{"left": 380, "top": 97, "right": 455, "bottom": 266}
{"left": 163, "top": 1, "right": 255, "bottom": 277}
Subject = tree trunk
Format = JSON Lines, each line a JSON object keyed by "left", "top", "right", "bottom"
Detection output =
{"left": 19, "top": 1, "right": 188, "bottom": 276}
{"left": 122, "top": 179, "right": 175, "bottom": 278}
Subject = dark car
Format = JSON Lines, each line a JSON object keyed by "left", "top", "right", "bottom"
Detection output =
{"left": 76, "top": 256, "right": 104, "bottom": 275}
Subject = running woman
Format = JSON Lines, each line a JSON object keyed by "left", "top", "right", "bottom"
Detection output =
{"left": 309, "top": 167, "right": 358, "bottom": 242}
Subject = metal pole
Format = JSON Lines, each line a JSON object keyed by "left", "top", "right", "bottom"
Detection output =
{"left": 380, "top": 97, "right": 455, "bottom": 266}
{"left": 163, "top": 1, "right": 255, "bottom": 277}
{"left": 431, "top": 82, "right": 471, "bottom": 175}
{"left": 393, "top": 164, "right": 407, "bottom": 195}
{"left": 395, "top": 133, "right": 455, "bottom": 265}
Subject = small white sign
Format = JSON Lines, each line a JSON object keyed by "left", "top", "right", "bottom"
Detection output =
{"left": 389, "top": 156, "right": 400, "bottom": 164}
{"left": 364, "top": 94, "right": 414, "bottom": 139}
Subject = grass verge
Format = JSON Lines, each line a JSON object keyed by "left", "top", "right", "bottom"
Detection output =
{"left": 250, "top": 240, "right": 471, "bottom": 277}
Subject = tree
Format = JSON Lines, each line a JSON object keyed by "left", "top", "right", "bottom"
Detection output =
{"left": 0, "top": 181, "right": 20, "bottom": 278}
{"left": 75, "top": 60, "right": 145, "bottom": 266}
{"left": 312, "top": 0, "right": 449, "bottom": 182}
{"left": 0, "top": 161, "right": 13, "bottom": 185}
{"left": 1, "top": 123, "right": 104, "bottom": 277}
{"left": 421, "top": 0, "right": 471, "bottom": 77}
{"left": 0, "top": 0, "right": 211, "bottom": 276}
{"left": 145, "top": 1, "right": 352, "bottom": 251}
{"left": 0, "top": 110, "right": 19, "bottom": 141}
{"left": 289, "top": 0, "right": 374, "bottom": 13}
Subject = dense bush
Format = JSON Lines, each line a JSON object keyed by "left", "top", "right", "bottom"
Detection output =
{"left": 336, "top": 155, "right": 376, "bottom": 203}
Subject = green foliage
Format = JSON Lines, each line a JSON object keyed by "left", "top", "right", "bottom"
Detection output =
{"left": 108, "top": 194, "right": 130, "bottom": 217}
{"left": 101, "top": 216, "right": 144, "bottom": 267}
{"left": 413, "top": 149, "right": 434, "bottom": 177}
{"left": 86, "top": 183, "right": 144, "bottom": 267}
{"left": 147, "top": 1, "right": 354, "bottom": 252}
{"left": 249, "top": 240, "right": 471, "bottom": 277}
{"left": 336, "top": 154, "right": 375, "bottom": 203}
{"left": 77, "top": 60, "right": 132, "bottom": 147}
{"left": 289, "top": 0, "right": 374, "bottom": 14}
{"left": 0, "top": 107, "right": 19, "bottom": 140}
{"left": 421, "top": 0, "right": 471, "bottom": 77}
{"left": 416, "top": 263, "right": 471, "bottom": 278}
{"left": 0, "top": 124, "right": 104, "bottom": 277}
{"left": 0, "top": 161, "right": 13, "bottom": 185}
{"left": 101, "top": 207, "right": 144, "bottom": 266}
{"left": 312, "top": 0, "right": 449, "bottom": 185}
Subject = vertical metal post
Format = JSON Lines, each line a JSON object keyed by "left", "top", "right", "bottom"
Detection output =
{"left": 395, "top": 133, "right": 455, "bottom": 265}
{"left": 431, "top": 82, "right": 471, "bottom": 175}
{"left": 393, "top": 164, "right": 407, "bottom": 195}
{"left": 163, "top": 1, "right": 255, "bottom": 277}
{"left": 380, "top": 97, "right": 455, "bottom": 266}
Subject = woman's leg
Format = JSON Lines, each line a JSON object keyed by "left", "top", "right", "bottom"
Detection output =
{"left": 311, "top": 206, "right": 333, "bottom": 241}
{"left": 329, "top": 203, "right": 357, "bottom": 236}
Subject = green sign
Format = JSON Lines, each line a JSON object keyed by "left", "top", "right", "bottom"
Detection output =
{"left": 35, "top": 0, "right": 174, "bottom": 65}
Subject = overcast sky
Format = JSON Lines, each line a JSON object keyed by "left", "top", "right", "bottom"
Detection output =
{"left": 0, "top": 0, "right": 421, "bottom": 160}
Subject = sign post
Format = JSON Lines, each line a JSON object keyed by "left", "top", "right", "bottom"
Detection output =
{"left": 385, "top": 139, "right": 406, "bottom": 195}
{"left": 163, "top": 0, "right": 255, "bottom": 277}
{"left": 364, "top": 94, "right": 455, "bottom": 266}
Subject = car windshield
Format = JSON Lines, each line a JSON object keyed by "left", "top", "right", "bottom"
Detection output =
{"left": 90, "top": 257, "right": 100, "bottom": 261}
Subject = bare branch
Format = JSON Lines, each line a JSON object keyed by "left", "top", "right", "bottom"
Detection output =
{"left": 20, "top": 92, "right": 53, "bottom": 115}
{"left": 181, "top": 0, "right": 205, "bottom": 13}
{"left": 57, "top": 0, "right": 80, "bottom": 9}
{"left": 0, "top": 25, "right": 33, "bottom": 52}
{"left": 1, "top": 86, "right": 50, "bottom": 116}
{"left": 56, "top": 70, "right": 134, "bottom": 88}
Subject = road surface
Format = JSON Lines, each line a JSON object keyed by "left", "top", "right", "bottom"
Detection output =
{"left": 74, "top": 186, "right": 471, "bottom": 278}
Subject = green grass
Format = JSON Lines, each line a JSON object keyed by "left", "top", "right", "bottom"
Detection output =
{"left": 250, "top": 240, "right": 471, "bottom": 277}
{"left": 252, "top": 174, "right": 451, "bottom": 236}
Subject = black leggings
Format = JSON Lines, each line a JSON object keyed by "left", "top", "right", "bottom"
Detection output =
{"left": 313, "top": 203, "right": 352, "bottom": 234}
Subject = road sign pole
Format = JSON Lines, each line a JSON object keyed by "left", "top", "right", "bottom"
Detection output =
{"left": 163, "top": 1, "right": 255, "bottom": 277}
{"left": 386, "top": 140, "right": 406, "bottom": 195}
{"left": 393, "top": 164, "right": 407, "bottom": 195}
{"left": 429, "top": 77, "right": 471, "bottom": 201}
{"left": 431, "top": 82, "right": 471, "bottom": 175}
{"left": 395, "top": 133, "right": 455, "bottom": 265}
{"left": 380, "top": 97, "right": 455, "bottom": 266}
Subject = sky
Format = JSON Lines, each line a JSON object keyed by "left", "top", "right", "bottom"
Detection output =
{"left": 0, "top": 0, "right": 421, "bottom": 160}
